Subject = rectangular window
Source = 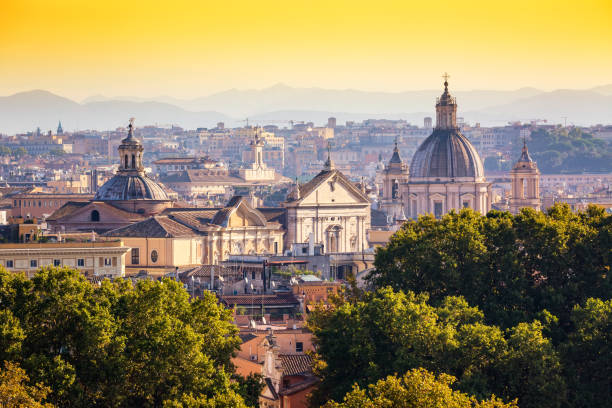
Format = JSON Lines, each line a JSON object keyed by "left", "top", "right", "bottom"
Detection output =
{"left": 296, "top": 342, "right": 304, "bottom": 353}
{"left": 104, "top": 258, "right": 112, "bottom": 266}
{"left": 77, "top": 259, "right": 85, "bottom": 267}
{"left": 30, "top": 260, "right": 37, "bottom": 268}
{"left": 252, "top": 270, "right": 256, "bottom": 280}
{"left": 131, "top": 248, "right": 140, "bottom": 265}
{"left": 434, "top": 202, "right": 443, "bottom": 219}
{"left": 463, "top": 201, "right": 470, "bottom": 208}
{"left": 6, "top": 260, "right": 14, "bottom": 268}
{"left": 274, "top": 242, "right": 278, "bottom": 254}
{"left": 53, "top": 259, "right": 61, "bottom": 267}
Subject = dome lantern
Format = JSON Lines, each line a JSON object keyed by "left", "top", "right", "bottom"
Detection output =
{"left": 118, "top": 118, "right": 145, "bottom": 175}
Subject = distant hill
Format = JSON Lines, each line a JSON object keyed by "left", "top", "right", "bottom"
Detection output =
{"left": 1, "top": 84, "right": 612, "bottom": 134}
{"left": 0, "top": 90, "right": 229, "bottom": 134}
{"left": 464, "top": 90, "right": 612, "bottom": 126}
{"left": 80, "top": 84, "right": 543, "bottom": 118}
{"left": 589, "top": 84, "right": 612, "bottom": 95}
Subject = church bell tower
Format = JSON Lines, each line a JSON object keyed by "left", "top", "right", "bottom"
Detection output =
{"left": 381, "top": 139, "right": 410, "bottom": 221}
{"left": 509, "top": 140, "right": 541, "bottom": 213}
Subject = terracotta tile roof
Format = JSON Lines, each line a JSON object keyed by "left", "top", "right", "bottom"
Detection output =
{"left": 46, "top": 201, "right": 89, "bottom": 221}
{"left": 278, "top": 376, "right": 319, "bottom": 396}
{"left": 239, "top": 333, "right": 258, "bottom": 343}
{"left": 103, "top": 215, "right": 198, "bottom": 238}
{"left": 280, "top": 354, "right": 313, "bottom": 376}
{"left": 257, "top": 208, "right": 287, "bottom": 225}
{"left": 179, "top": 265, "right": 234, "bottom": 279}
{"left": 153, "top": 157, "right": 198, "bottom": 165}
{"left": 221, "top": 293, "right": 300, "bottom": 308}
{"left": 166, "top": 209, "right": 220, "bottom": 231}
{"left": 48, "top": 201, "right": 147, "bottom": 224}
{"left": 161, "top": 170, "right": 244, "bottom": 184}
{"left": 211, "top": 207, "right": 234, "bottom": 226}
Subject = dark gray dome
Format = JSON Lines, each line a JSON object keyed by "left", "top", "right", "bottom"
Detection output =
{"left": 409, "top": 129, "right": 484, "bottom": 179}
{"left": 94, "top": 174, "right": 169, "bottom": 201}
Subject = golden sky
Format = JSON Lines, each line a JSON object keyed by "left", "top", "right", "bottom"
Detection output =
{"left": 1, "top": 0, "right": 611, "bottom": 99}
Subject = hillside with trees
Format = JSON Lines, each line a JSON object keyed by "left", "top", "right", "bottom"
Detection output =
{"left": 528, "top": 127, "right": 612, "bottom": 173}
{"left": 309, "top": 205, "right": 612, "bottom": 408}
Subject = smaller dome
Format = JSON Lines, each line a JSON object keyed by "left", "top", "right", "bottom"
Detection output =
{"left": 94, "top": 174, "right": 169, "bottom": 201}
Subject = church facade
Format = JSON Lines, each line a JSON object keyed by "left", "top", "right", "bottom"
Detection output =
{"left": 380, "top": 77, "right": 491, "bottom": 219}
{"left": 284, "top": 153, "right": 371, "bottom": 253}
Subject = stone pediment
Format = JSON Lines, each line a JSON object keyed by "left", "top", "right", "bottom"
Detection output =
{"left": 294, "top": 170, "right": 369, "bottom": 206}
{"left": 429, "top": 192, "right": 446, "bottom": 201}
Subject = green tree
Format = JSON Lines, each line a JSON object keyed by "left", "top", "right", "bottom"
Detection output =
{"left": 369, "top": 205, "right": 610, "bottom": 331}
{"left": 308, "top": 288, "right": 565, "bottom": 408}
{"left": 322, "top": 368, "right": 517, "bottom": 408}
{"left": 0, "top": 361, "right": 54, "bottom": 408}
{"left": 527, "top": 128, "right": 612, "bottom": 173}
{"left": 234, "top": 373, "right": 264, "bottom": 408}
{"left": 0, "top": 266, "right": 247, "bottom": 408}
{"left": 563, "top": 298, "right": 612, "bottom": 407}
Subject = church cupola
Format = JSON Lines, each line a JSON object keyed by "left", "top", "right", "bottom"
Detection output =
{"left": 435, "top": 73, "right": 458, "bottom": 130}
{"left": 117, "top": 118, "right": 145, "bottom": 175}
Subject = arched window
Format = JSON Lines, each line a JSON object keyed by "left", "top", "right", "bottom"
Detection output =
{"left": 131, "top": 154, "right": 136, "bottom": 168}
{"left": 124, "top": 155, "right": 129, "bottom": 168}
{"left": 91, "top": 210, "right": 100, "bottom": 222}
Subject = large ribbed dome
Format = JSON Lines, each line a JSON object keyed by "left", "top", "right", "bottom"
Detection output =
{"left": 409, "top": 129, "right": 484, "bottom": 179}
{"left": 94, "top": 174, "right": 169, "bottom": 201}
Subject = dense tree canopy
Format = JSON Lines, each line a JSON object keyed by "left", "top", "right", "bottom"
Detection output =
{"left": 310, "top": 205, "right": 611, "bottom": 408}
{"left": 308, "top": 288, "right": 565, "bottom": 408}
{"left": 0, "top": 266, "right": 247, "bottom": 408}
{"left": 368, "top": 205, "right": 611, "bottom": 330}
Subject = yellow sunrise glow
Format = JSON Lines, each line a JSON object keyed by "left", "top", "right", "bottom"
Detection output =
{"left": 1, "top": 0, "right": 611, "bottom": 98}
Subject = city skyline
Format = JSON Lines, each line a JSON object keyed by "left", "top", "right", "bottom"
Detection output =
{"left": 2, "top": 0, "right": 611, "bottom": 99}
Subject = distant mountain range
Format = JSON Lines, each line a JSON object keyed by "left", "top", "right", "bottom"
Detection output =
{"left": 1, "top": 83, "right": 611, "bottom": 134}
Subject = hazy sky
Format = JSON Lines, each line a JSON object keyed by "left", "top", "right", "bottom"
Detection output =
{"left": 2, "top": 0, "right": 611, "bottom": 100}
